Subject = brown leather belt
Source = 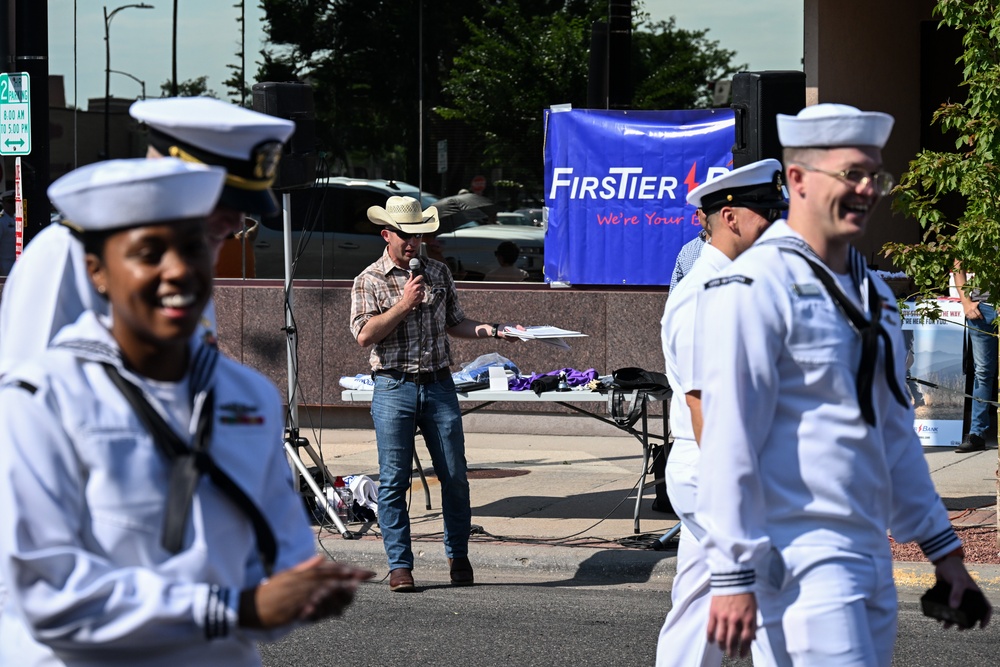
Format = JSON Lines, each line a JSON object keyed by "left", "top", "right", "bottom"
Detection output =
{"left": 373, "top": 368, "right": 451, "bottom": 385}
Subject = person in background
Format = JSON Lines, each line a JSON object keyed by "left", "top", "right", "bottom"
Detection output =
{"left": 0, "top": 157, "right": 15, "bottom": 274}
{"left": 350, "top": 195, "right": 522, "bottom": 592}
{"left": 484, "top": 240, "right": 528, "bottom": 282}
{"left": 0, "top": 188, "right": 15, "bottom": 275}
{"left": 0, "top": 158, "right": 372, "bottom": 667}
{"left": 696, "top": 104, "right": 989, "bottom": 664}
{"left": 669, "top": 208, "right": 711, "bottom": 289}
{"left": 657, "top": 158, "right": 786, "bottom": 667}
{"left": 951, "top": 262, "right": 996, "bottom": 453}
{"left": 656, "top": 208, "right": 713, "bottom": 516}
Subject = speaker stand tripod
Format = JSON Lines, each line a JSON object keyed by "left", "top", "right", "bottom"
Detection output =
{"left": 278, "top": 191, "right": 354, "bottom": 539}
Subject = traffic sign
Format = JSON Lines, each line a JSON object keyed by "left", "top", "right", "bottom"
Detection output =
{"left": 471, "top": 175, "right": 486, "bottom": 194}
{"left": 0, "top": 72, "right": 31, "bottom": 156}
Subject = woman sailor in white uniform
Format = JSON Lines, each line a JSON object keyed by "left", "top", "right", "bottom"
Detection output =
{"left": 0, "top": 158, "right": 372, "bottom": 667}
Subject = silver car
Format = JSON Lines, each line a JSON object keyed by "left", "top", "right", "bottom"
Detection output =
{"left": 435, "top": 220, "right": 543, "bottom": 280}
{"left": 254, "top": 177, "right": 435, "bottom": 280}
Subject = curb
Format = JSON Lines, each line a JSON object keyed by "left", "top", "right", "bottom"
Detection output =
{"left": 318, "top": 532, "right": 678, "bottom": 583}
{"left": 893, "top": 561, "right": 1000, "bottom": 594}
{"left": 319, "top": 533, "right": 1000, "bottom": 595}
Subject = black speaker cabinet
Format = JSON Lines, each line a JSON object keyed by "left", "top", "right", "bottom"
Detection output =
{"left": 731, "top": 71, "right": 806, "bottom": 168}
{"left": 251, "top": 81, "right": 317, "bottom": 190}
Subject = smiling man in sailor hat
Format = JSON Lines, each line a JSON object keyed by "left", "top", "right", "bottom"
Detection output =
{"left": 350, "top": 195, "right": 523, "bottom": 592}
{"left": 694, "top": 104, "right": 990, "bottom": 664}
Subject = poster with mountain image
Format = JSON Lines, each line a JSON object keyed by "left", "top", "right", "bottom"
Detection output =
{"left": 902, "top": 300, "right": 966, "bottom": 447}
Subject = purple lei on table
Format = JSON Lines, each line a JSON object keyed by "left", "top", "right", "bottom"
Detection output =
{"left": 508, "top": 368, "right": 598, "bottom": 392}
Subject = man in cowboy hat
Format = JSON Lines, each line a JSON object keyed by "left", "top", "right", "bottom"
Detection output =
{"left": 695, "top": 104, "right": 989, "bottom": 664}
{"left": 350, "top": 195, "right": 521, "bottom": 592}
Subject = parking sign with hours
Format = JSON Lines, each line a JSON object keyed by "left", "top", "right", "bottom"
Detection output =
{"left": 0, "top": 72, "right": 31, "bottom": 156}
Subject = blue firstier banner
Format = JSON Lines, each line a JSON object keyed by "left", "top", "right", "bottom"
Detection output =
{"left": 543, "top": 108, "right": 735, "bottom": 286}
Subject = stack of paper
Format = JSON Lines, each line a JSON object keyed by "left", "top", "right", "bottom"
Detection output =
{"left": 502, "top": 325, "right": 587, "bottom": 350}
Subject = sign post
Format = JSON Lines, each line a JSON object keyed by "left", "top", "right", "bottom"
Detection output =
{"left": 14, "top": 157, "right": 24, "bottom": 259}
{"left": 0, "top": 72, "right": 32, "bottom": 156}
{"left": 437, "top": 139, "right": 448, "bottom": 195}
{"left": 436, "top": 139, "right": 447, "bottom": 174}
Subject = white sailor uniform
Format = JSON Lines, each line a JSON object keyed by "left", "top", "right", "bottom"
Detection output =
{"left": 0, "top": 313, "right": 315, "bottom": 667}
{"left": 656, "top": 242, "right": 732, "bottom": 667}
{"left": 695, "top": 221, "right": 960, "bottom": 666}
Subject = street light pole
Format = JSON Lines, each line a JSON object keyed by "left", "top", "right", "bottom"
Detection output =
{"left": 109, "top": 69, "right": 146, "bottom": 101}
{"left": 103, "top": 3, "right": 153, "bottom": 158}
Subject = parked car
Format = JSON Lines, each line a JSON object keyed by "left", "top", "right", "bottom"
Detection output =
{"left": 435, "top": 220, "right": 544, "bottom": 281}
{"left": 496, "top": 211, "right": 535, "bottom": 226}
{"left": 254, "top": 177, "right": 436, "bottom": 280}
{"left": 254, "top": 177, "right": 543, "bottom": 281}
{"left": 514, "top": 207, "right": 544, "bottom": 227}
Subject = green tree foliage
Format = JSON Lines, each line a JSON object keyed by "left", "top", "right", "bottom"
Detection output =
{"left": 259, "top": 0, "right": 479, "bottom": 181}
{"left": 159, "top": 76, "right": 217, "bottom": 98}
{"left": 257, "top": 0, "right": 742, "bottom": 192}
{"left": 223, "top": 0, "right": 250, "bottom": 106}
{"left": 631, "top": 17, "right": 743, "bottom": 109}
{"left": 436, "top": 4, "right": 596, "bottom": 185}
{"left": 882, "top": 1, "right": 1000, "bottom": 308}
{"left": 438, "top": 7, "right": 742, "bottom": 187}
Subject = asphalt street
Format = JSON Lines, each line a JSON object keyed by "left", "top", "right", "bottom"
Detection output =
{"left": 257, "top": 427, "right": 1000, "bottom": 666}
{"left": 258, "top": 563, "right": 998, "bottom": 667}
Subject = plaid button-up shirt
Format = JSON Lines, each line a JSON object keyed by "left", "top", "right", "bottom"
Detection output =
{"left": 350, "top": 250, "right": 465, "bottom": 373}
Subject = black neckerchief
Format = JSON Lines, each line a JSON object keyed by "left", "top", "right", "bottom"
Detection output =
{"left": 759, "top": 237, "right": 908, "bottom": 426}
{"left": 101, "top": 363, "right": 277, "bottom": 575}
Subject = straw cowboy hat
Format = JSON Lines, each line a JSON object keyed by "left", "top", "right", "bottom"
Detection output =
{"left": 367, "top": 195, "right": 439, "bottom": 234}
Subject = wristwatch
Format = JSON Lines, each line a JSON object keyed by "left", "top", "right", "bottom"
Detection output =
{"left": 490, "top": 323, "right": 500, "bottom": 338}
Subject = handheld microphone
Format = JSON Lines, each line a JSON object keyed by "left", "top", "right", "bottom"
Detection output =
{"left": 409, "top": 258, "right": 423, "bottom": 278}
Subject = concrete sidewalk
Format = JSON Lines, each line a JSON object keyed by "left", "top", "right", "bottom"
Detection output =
{"left": 304, "top": 426, "right": 1000, "bottom": 592}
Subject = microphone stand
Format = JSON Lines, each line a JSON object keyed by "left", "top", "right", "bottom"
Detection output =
{"left": 280, "top": 191, "right": 354, "bottom": 539}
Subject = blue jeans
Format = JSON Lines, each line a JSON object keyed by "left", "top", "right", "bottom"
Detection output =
{"left": 370, "top": 374, "right": 471, "bottom": 571}
{"left": 967, "top": 301, "right": 998, "bottom": 437}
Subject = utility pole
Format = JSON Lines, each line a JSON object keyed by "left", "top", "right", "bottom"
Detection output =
{"left": 607, "top": 0, "right": 632, "bottom": 110}
{"left": 171, "top": 0, "right": 178, "bottom": 96}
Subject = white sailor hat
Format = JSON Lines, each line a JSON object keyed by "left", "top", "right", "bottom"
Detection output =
{"left": 687, "top": 158, "right": 787, "bottom": 212}
{"left": 777, "top": 103, "right": 894, "bottom": 149}
{"left": 130, "top": 97, "right": 295, "bottom": 216}
{"left": 367, "top": 196, "right": 440, "bottom": 234}
{"left": 48, "top": 158, "right": 226, "bottom": 233}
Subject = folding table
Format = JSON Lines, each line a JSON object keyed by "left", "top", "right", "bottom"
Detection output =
{"left": 341, "top": 387, "right": 671, "bottom": 534}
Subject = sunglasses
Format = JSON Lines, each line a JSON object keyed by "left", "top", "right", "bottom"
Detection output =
{"left": 392, "top": 230, "right": 424, "bottom": 242}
